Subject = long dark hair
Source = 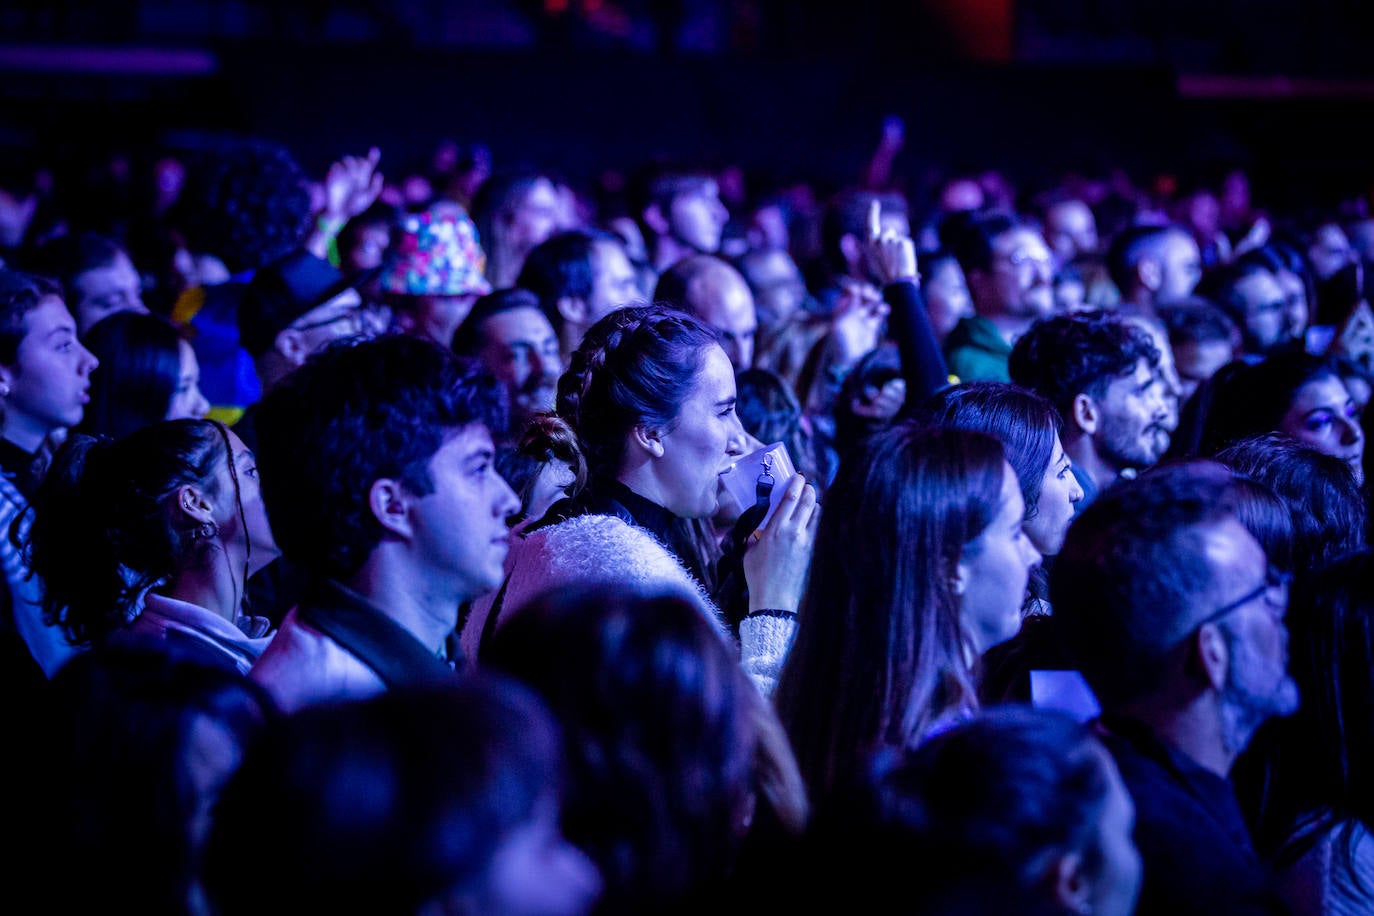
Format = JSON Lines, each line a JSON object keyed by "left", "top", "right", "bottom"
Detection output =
{"left": 915, "top": 381, "right": 1060, "bottom": 521}
{"left": 1242, "top": 550, "right": 1374, "bottom": 879}
{"left": 775, "top": 423, "right": 1006, "bottom": 805}
{"left": 78, "top": 311, "right": 186, "bottom": 439}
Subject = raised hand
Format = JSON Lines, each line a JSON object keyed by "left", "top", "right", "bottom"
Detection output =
{"left": 322, "top": 147, "right": 384, "bottom": 222}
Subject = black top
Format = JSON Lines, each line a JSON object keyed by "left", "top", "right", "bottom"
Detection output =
{"left": 298, "top": 578, "right": 459, "bottom": 686}
{"left": 1094, "top": 714, "right": 1288, "bottom": 916}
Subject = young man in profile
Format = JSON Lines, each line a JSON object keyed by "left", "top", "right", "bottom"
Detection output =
{"left": 250, "top": 333, "right": 519, "bottom": 712}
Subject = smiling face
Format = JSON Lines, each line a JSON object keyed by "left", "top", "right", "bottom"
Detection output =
{"left": 0, "top": 294, "right": 99, "bottom": 451}
{"left": 476, "top": 306, "right": 562, "bottom": 426}
{"left": 958, "top": 462, "right": 1042, "bottom": 654}
{"left": 643, "top": 345, "right": 747, "bottom": 519}
{"left": 1024, "top": 434, "right": 1084, "bottom": 556}
{"left": 1278, "top": 374, "right": 1365, "bottom": 484}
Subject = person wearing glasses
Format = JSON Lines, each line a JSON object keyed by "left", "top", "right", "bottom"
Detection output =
{"left": 235, "top": 248, "right": 378, "bottom": 415}
{"left": 1052, "top": 460, "right": 1297, "bottom": 915}
{"left": 942, "top": 210, "right": 1057, "bottom": 383}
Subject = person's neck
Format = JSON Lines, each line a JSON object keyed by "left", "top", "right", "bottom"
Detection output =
{"left": 1, "top": 416, "right": 51, "bottom": 455}
{"left": 614, "top": 462, "right": 675, "bottom": 518}
{"left": 1122, "top": 288, "right": 1158, "bottom": 320}
{"left": 1117, "top": 694, "right": 1235, "bottom": 778}
{"left": 1063, "top": 434, "right": 1117, "bottom": 495}
{"left": 984, "top": 309, "right": 1035, "bottom": 346}
{"left": 344, "top": 547, "right": 466, "bottom": 653}
{"left": 164, "top": 548, "right": 246, "bottom": 624}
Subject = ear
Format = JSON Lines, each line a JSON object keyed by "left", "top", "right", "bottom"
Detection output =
{"left": 175, "top": 484, "right": 216, "bottom": 526}
{"left": 368, "top": 478, "right": 415, "bottom": 540}
{"left": 838, "top": 233, "right": 863, "bottom": 271}
{"left": 0, "top": 362, "right": 14, "bottom": 396}
{"left": 629, "top": 423, "right": 666, "bottom": 459}
{"left": 556, "top": 295, "right": 588, "bottom": 325}
{"left": 1192, "top": 622, "right": 1231, "bottom": 692}
{"left": 952, "top": 558, "right": 970, "bottom": 597}
{"left": 642, "top": 203, "right": 670, "bottom": 236}
{"left": 1138, "top": 257, "right": 1162, "bottom": 293}
{"left": 1072, "top": 392, "right": 1099, "bottom": 436}
{"left": 274, "top": 328, "right": 309, "bottom": 367}
{"left": 1048, "top": 851, "right": 1092, "bottom": 915}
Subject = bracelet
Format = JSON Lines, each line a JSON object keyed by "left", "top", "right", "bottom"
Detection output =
{"left": 745, "top": 608, "right": 797, "bottom": 621}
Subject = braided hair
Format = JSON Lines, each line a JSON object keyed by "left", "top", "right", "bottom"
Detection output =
{"left": 556, "top": 303, "right": 720, "bottom": 477}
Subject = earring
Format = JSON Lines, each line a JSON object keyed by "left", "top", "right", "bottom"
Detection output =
{"left": 191, "top": 521, "right": 219, "bottom": 541}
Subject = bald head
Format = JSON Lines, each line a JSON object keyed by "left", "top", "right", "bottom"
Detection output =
{"left": 654, "top": 255, "right": 758, "bottom": 369}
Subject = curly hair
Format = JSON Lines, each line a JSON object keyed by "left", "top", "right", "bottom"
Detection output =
{"left": 252, "top": 334, "right": 507, "bottom": 582}
{"left": 1008, "top": 310, "right": 1160, "bottom": 427}
{"left": 172, "top": 140, "right": 312, "bottom": 274}
{"left": 555, "top": 303, "right": 719, "bottom": 478}
{"left": 0, "top": 269, "right": 61, "bottom": 367}
{"left": 26, "top": 421, "right": 229, "bottom": 646}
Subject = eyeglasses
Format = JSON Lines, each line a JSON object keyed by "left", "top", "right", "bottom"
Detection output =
{"left": 993, "top": 250, "right": 1054, "bottom": 275}
{"left": 291, "top": 307, "right": 366, "bottom": 335}
{"left": 1194, "top": 564, "right": 1291, "bottom": 632}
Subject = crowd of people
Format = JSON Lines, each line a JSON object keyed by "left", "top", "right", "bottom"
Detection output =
{"left": 2, "top": 126, "right": 1374, "bottom": 913}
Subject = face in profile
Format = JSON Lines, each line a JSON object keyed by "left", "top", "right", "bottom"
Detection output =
{"left": 218, "top": 430, "right": 280, "bottom": 577}
{"left": 165, "top": 339, "right": 210, "bottom": 422}
{"left": 957, "top": 461, "right": 1042, "bottom": 654}
{"left": 1023, "top": 434, "right": 1084, "bottom": 557}
{"left": 0, "top": 294, "right": 99, "bottom": 445}
{"left": 1093, "top": 358, "right": 1171, "bottom": 474}
{"left": 406, "top": 424, "right": 521, "bottom": 600}
{"left": 648, "top": 345, "right": 748, "bottom": 519}
{"left": 1080, "top": 747, "right": 1143, "bottom": 916}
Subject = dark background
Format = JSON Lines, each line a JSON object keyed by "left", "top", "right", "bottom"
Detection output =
{"left": 4, "top": 0, "right": 1374, "bottom": 208}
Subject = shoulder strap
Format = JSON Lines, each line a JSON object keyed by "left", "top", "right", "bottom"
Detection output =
{"left": 298, "top": 584, "right": 454, "bottom": 687}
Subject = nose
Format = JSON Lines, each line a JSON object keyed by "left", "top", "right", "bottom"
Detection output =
{"left": 193, "top": 390, "right": 210, "bottom": 420}
{"left": 725, "top": 413, "right": 748, "bottom": 457}
{"left": 80, "top": 344, "right": 98, "bottom": 375}
{"left": 495, "top": 474, "right": 521, "bottom": 519}
{"left": 1023, "top": 537, "right": 1043, "bottom": 573}
{"left": 1068, "top": 472, "right": 1085, "bottom": 504}
{"left": 1340, "top": 415, "right": 1364, "bottom": 446}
